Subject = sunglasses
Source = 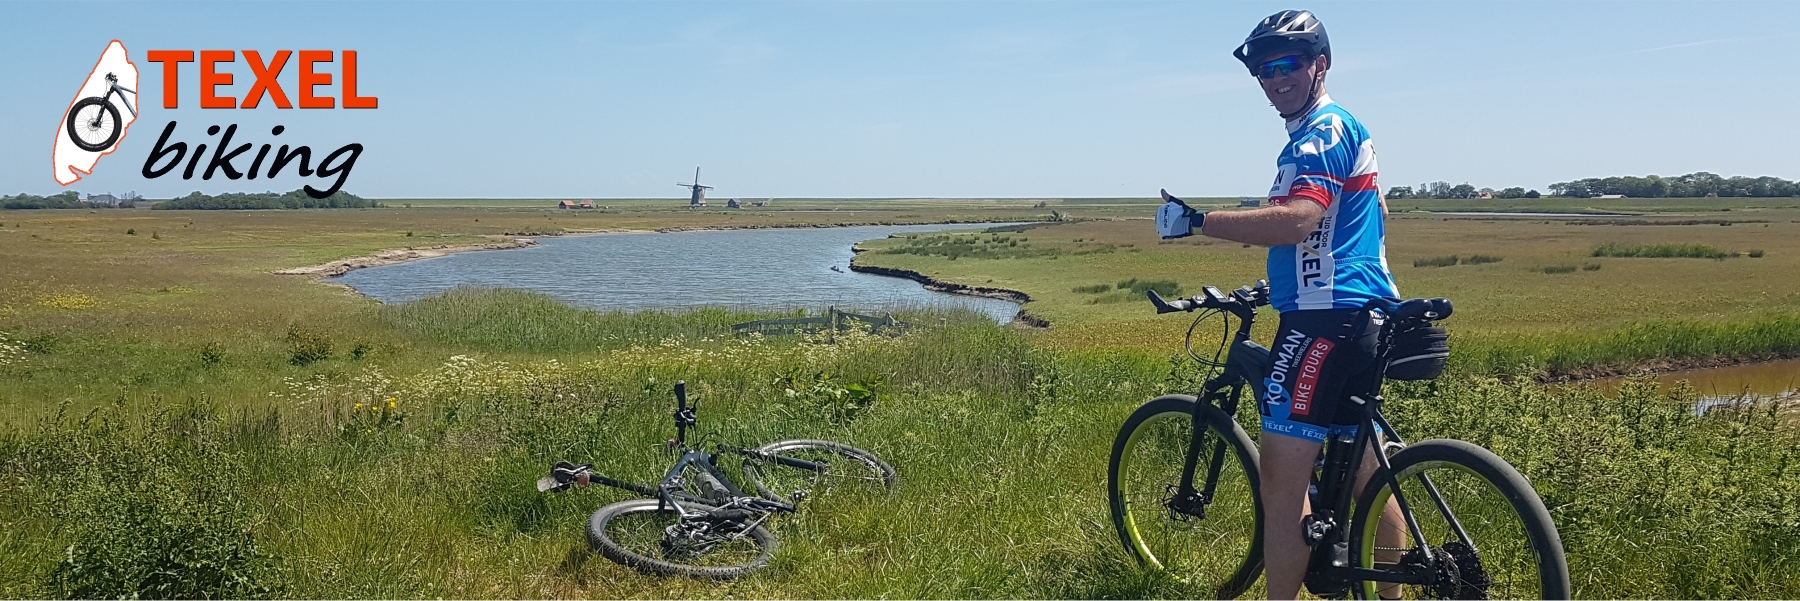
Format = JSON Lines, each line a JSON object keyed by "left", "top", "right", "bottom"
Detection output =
{"left": 1256, "top": 56, "right": 1307, "bottom": 80}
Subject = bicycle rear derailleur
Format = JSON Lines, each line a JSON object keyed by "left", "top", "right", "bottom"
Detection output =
{"left": 1399, "top": 542, "right": 1491, "bottom": 600}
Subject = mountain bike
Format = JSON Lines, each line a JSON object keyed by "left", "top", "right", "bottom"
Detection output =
{"left": 539, "top": 381, "right": 897, "bottom": 579}
{"left": 66, "top": 72, "right": 138, "bottom": 152}
{"left": 1107, "top": 281, "right": 1569, "bottom": 599}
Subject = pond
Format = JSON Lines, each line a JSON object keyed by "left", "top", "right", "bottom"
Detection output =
{"left": 333, "top": 224, "right": 1024, "bottom": 323}
{"left": 1590, "top": 358, "right": 1800, "bottom": 415}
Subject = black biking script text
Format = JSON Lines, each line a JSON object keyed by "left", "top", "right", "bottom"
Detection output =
{"left": 140, "top": 121, "right": 361, "bottom": 199}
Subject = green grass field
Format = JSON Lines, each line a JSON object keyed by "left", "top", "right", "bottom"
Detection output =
{"left": 2, "top": 198, "right": 1797, "bottom": 598}
{"left": 852, "top": 203, "right": 1800, "bottom": 376}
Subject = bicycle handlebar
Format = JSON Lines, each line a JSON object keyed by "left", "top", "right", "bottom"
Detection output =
{"left": 1147, "top": 280, "right": 1270, "bottom": 316}
{"left": 1148, "top": 281, "right": 1451, "bottom": 323}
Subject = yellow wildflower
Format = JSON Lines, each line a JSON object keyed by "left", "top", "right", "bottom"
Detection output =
{"left": 38, "top": 294, "right": 99, "bottom": 310}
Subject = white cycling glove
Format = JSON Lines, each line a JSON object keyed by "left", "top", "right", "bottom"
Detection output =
{"left": 1156, "top": 188, "right": 1204, "bottom": 239}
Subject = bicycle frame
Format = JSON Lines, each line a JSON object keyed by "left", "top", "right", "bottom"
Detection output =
{"left": 105, "top": 78, "right": 138, "bottom": 118}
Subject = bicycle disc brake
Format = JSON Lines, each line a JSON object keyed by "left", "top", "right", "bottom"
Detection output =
{"left": 1160, "top": 484, "right": 1206, "bottom": 522}
{"left": 1399, "top": 544, "right": 1468, "bottom": 600}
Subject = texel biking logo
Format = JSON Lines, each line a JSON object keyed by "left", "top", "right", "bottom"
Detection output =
{"left": 53, "top": 40, "right": 139, "bottom": 185}
{"left": 53, "top": 42, "right": 375, "bottom": 198}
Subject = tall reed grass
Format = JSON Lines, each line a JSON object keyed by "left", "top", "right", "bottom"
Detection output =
{"left": 1456, "top": 314, "right": 1800, "bottom": 377}
{"left": 1, "top": 292, "right": 1796, "bottom": 598}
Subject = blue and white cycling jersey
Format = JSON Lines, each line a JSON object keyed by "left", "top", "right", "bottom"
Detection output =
{"left": 1264, "top": 94, "right": 1399, "bottom": 312}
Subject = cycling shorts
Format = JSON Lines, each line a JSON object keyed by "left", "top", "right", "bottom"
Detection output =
{"left": 1260, "top": 308, "right": 1383, "bottom": 443}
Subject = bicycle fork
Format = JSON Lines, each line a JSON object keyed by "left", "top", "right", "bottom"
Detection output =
{"left": 1169, "top": 384, "right": 1245, "bottom": 519}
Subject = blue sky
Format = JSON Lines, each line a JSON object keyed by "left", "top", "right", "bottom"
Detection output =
{"left": 4, "top": 1, "right": 1798, "bottom": 199}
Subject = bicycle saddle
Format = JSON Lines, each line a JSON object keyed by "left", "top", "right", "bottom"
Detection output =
{"left": 1375, "top": 297, "right": 1453, "bottom": 321}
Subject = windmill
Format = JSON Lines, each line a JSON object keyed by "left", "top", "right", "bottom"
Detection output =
{"left": 677, "top": 167, "right": 712, "bottom": 208}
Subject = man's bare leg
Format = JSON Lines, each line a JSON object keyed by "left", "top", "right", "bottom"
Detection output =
{"left": 1259, "top": 432, "right": 1323, "bottom": 600}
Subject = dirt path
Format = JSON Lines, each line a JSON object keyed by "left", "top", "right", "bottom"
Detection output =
{"left": 273, "top": 238, "right": 538, "bottom": 278}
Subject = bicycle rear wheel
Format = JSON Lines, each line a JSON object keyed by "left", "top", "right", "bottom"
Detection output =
{"left": 1108, "top": 394, "right": 1264, "bottom": 599}
{"left": 587, "top": 499, "right": 777, "bottom": 579}
{"left": 746, "top": 439, "right": 897, "bottom": 506}
{"left": 1348, "top": 439, "right": 1570, "bottom": 599}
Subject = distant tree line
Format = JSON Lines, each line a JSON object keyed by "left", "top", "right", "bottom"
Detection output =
{"left": 152, "top": 189, "right": 378, "bottom": 210}
{"left": 2, "top": 191, "right": 84, "bottom": 209}
{"left": 1, "top": 191, "right": 139, "bottom": 209}
{"left": 1385, "top": 182, "right": 1539, "bottom": 200}
{"left": 1548, "top": 172, "right": 1800, "bottom": 198}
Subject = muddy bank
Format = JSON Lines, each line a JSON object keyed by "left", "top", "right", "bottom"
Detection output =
{"left": 273, "top": 238, "right": 537, "bottom": 278}
{"left": 1537, "top": 352, "right": 1800, "bottom": 384}
{"left": 846, "top": 262, "right": 1047, "bottom": 328}
{"left": 653, "top": 218, "right": 1044, "bottom": 234}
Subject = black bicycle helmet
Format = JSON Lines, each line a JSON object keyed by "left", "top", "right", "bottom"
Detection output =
{"left": 1232, "top": 10, "right": 1330, "bottom": 74}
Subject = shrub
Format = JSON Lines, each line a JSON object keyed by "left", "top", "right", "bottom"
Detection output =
{"left": 1582, "top": 263, "right": 1602, "bottom": 271}
{"left": 125, "top": 228, "right": 135, "bottom": 235}
{"left": 1071, "top": 283, "right": 1112, "bottom": 294}
{"left": 32, "top": 404, "right": 281, "bottom": 599}
{"left": 198, "top": 342, "right": 224, "bottom": 367}
{"left": 1464, "top": 254, "right": 1503, "bottom": 265}
{"left": 1414, "top": 255, "right": 1459, "bottom": 268}
{"left": 1542, "top": 265, "right": 1578, "bottom": 274}
{"left": 1748, "top": 249, "right": 1764, "bottom": 258}
{"left": 774, "top": 368, "right": 884, "bottom": 425}
{"left": 1592, "top": 243, "right": 1737, "bottom": 259}
{"left": 284, "top": 325, "right": 333, "bottom": 365}
{"left": 1114, "top": 278, "right": 1181, "bottom": 297}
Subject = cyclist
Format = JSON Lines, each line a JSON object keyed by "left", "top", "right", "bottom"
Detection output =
{"left": 1156, "top": 9, "right": 1405, "bottom": 599}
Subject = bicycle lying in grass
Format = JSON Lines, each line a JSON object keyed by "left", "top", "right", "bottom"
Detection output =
{"left": 1107, "top": 281, "right": 1569, "bottom": 599}
{"left": 538, "top": 381, "right": 897, "bottom": 579}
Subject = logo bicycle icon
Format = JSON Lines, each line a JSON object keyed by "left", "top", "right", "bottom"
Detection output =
{"left": 68, "top": 72, "right": 137, "bottom": 152}
{"left": 54, "top": 40, "right": 139, "bottom": 186}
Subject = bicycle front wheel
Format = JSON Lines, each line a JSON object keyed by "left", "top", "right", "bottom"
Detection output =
{"left": 67, "top": 97, "right": 121, "bottom": 152}
{"left": 588, "top": 499, "right": 777, "bottom": 579}
{"left": 1108, "top": 394, "right": 1264, "bottom": 599}
{"left": 1348, "top": 439, "right": 1570, "bottom": 600}
{"left": 746, "top": 439, "right": 897, "bottom": 506}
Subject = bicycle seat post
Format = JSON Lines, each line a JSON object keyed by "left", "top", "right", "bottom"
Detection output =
{"left": 673, "top": 381, "right": 696, "bottom": 447}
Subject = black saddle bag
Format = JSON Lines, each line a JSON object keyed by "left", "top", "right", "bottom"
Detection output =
{"left": 1385, "top": 324, "right": 1449, "bottom": 381}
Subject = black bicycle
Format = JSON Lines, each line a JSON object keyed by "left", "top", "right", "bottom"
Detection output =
{"left": 539, "top": 381, "right": 897, "bottom": 579}
{"left": 66, "top": 72, "right": 137, "bottom": 152}
{"left": 1107, "top": 281, "right": 1569, "bottom": 599}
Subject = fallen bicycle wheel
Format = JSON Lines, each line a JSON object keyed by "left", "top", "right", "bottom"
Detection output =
{"left": 587, "top": 499, "right": 777, "bottom": 579}
{"left": 746, "top": 439, "right": 897, "bottom": 505}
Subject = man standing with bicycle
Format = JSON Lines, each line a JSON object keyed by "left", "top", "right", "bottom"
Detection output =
{"left": 1156, "top": 10, "right": 1405, "bottom": 599}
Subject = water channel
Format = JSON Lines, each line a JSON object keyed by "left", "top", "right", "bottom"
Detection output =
{"left": 334, "top": 224, "right": 1023, "bottom": 323}
{"left": 1589, "top": 358, "right": 1800, "bottom": 415}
